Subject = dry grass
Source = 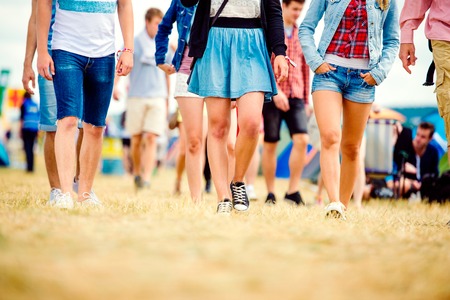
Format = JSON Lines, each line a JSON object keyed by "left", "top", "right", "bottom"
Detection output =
{"left": 0, "top": 158, "right": 449, "bottom": 300}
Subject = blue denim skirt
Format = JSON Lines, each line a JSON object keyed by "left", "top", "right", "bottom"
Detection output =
{"left": 188, "top": 27, "right": 277, "bottom": 100}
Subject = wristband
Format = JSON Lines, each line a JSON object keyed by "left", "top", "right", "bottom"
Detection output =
{"left": 285, "top": 56, "right": 297, "bottom": 68}
{"left": 116, "top": 48, "right": 134, "bottom": 59}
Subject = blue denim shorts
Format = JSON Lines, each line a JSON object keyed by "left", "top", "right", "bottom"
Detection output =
{"left": 38, "top": 74, "right": 57, "bottom": 132}
{"left": 52, "top": 50, "right": 115, "bottom": 127}
{"left": 311, "top": 64, "right": 375, "bottom": 104}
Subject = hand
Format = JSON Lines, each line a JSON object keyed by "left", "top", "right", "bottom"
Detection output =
{"left": 360, "top": 72, "right": 377, "bottom": 86}
{"left": 116, "top": 51, "right": 133, "bottom": 76}
{"left": 399, "top": 43, "right": 416, "bottom": 74}
{"left": 22, "top": 65, "right": 36, "bottom": 95}
{"left": 273, "top": 91, "right": 289, "bottom": 112}
{"left": 273, "top": 55, "right": 289, "bottom": 83}
{"left": 158, "top": 63, "right": 176, "bottom": 75}
{"left": 37, "top": 51, "right": 55, "bottom": 81}
{"left": 315, "top": 62, "right": 336, "bottom": 74}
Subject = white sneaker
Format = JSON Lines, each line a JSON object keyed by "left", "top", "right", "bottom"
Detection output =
{"left": 324, "top": 201, "right": 346, "bottom": 220}
{"left": 52, "top": 192, "right": 74, "bottom": 209}
{"left": 48, "top": 188, "right": 62, "bottom": 205}
{"left": 78, "top": 191, "right": 103, "bottom": 208}
{"left": 217, "top": 199, "right": 232, "bottom": 215}
{"left": 246, "top": 184, "right": 258, "bottom": 201}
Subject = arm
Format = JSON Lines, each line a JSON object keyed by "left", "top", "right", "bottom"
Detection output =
{"left": 22, "top": 0, "right": 37, "bottom": 94}
{"left": 398, "top": 0, "right": 432, "bottom": 74}
{"left": 155, "top": 0, "right": 177, "bottom": 68}
{"left": 36, "top": 0, "right": 53, "bottom": 81}
{"left": 298, "top": 0, "right": 327, "bottom": 73}
{"left": 301, "top": 54, "right": 310, "bottom": 104}
{"left": 369, "top": 0, "right": 400, "bottom": 85}
{"left": 116, "top": 0, "right": 134, "bottom": 77}
{"left": 265, "top": 0, "right": 288, "bottom": 82}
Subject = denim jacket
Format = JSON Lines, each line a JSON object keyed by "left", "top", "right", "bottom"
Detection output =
{"left": 299, "top": 0, "right": 399, "bottom": 85}
{"left": 155, "top": 0, "right": 196, "bottom": 71}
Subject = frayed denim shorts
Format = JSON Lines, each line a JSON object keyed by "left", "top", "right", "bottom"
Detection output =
{"left": 52, "top": 50, "right": 115, "bottom": 127}
{"left": 311, "top": 64, "right": 375, "bottom": 104}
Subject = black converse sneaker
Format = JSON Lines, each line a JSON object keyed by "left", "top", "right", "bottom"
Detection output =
{"left": 230, "top": 182, "right": 249, "bottom": 211}
{"left": 284, "top": 191, "right": 305, "bottom": 206}
{"left": 265, "top": 192, "right": 276, "bottom": 205}
{"left": 217, "top": 199, "right": 232, "bottom": 215}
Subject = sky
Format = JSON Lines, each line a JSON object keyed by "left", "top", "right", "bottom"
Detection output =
{"left": 0, "top": 0, "right": 437, "bottom": 109}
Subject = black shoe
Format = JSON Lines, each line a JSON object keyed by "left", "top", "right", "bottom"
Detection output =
{"left": 265, "top": 192, "right": 276, "bottom": 205}
{"left": 284, "top": 191, "right": 305, "bottom": 206}
{"left": 230, "top": 182, "right": 249, "bottom": 211}
{"left": 134, "top": 176, "right": 143, "bottom": 189}
{"left": 205, "top": 179, "right": 212, "bottom": 193}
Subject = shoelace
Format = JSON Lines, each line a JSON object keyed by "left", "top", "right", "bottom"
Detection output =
{"left": 217, "top": 201, "right": 232, "bottom": 214}
{"left": 231, "top": 184, "right": 248, "bottom": 205}
{"left": 82, "top": 192, "right": 102, "bottom": 205}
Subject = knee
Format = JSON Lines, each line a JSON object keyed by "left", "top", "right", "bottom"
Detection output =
{"left": 239, "top": 119, "right": 260, "bottom": 138}
{"left": 186, "top": 136, "right": 202, "bottom": 155}
{"left": 209, "top": 120, "right": 229, "bottom": 140}
{"left": 83, "top": 124, "right": 104, "bottom": 139}
{"left": 320, "top": 130, "right": 341, "bottom": 149}
{"left": 341, "top": 143, "right": 360, "bottom": 161}
{"left": 57, "top": 117, "right": 78, "bottom": 131}
{"left": 292, "top": 134, "right": 309, "bottom": 149}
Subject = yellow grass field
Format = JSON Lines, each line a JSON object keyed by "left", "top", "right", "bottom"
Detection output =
{"left": 1, "top": 158, "right": 449, "bottom": 300}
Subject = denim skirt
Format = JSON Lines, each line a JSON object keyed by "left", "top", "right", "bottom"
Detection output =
{"left": 188, "top": 27, "right": 277, "bottom": 100}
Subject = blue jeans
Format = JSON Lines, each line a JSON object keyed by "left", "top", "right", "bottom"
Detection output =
{"left": 52, "top": 50, "right": 115, "bottom": 126}
{"left": 311, "top": 64, "right": 375, "bottom": 104}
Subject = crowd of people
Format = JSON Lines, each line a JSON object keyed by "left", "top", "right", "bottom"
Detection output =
{"left": 16, "top": 0, "right": 449, "bottom": 218}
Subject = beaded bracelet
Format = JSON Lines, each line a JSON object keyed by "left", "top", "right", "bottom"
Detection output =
{"left": 285, "top": 56, "right": 297, "bottom": 68}
{"left": 116, "top": 48, "right": 134, "bottom": 59}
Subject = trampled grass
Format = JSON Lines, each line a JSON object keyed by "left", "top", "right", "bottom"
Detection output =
{"left": 0, "top": 159, "right": 449, "bottom": 300}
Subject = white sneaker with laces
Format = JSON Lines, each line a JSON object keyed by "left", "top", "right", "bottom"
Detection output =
{"left": 79, "top": 191, "right": 103, "bottom": 207}
{"left": 52, "top": 192, "right": 74, "bottom": 209}
{"left": 217, "top": 199, "right": 232, "bottom": 215}
{"left": 324, "top": 201, "right": 346, "bottom": 220}
{"left": 48, "top": 188, "right": 62, "bottom": 205}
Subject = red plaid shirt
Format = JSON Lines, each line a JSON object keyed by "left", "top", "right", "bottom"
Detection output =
{"left": 326, "top": 0, "right": 369, "bottom": 59}
{"left": 272, "top": 25, "right": 310, "bottom": 104}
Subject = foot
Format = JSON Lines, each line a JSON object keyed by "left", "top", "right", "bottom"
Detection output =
{"left": 284, "top": 191, "right": 305, "bottom": 206}
{"left": 48, "top": 188, "right": 62, "bottom": 206}
{"left": 265, "top": 192, "right": 276, "bottom": 205}
{"left": 217, "top": 199, "right": 233, "bottom": 215}
{"left": 51, "top": 192, "right": 74, "bottom": 209}
{"left": 324, "top": 201, "right": 346, "bottom": 220}
{"left": 134, "top": 175, "right": 142, "bottom": 190}
{"left": 246, "top": 184, "right": 258, "bottom": 201}
{"left": 230, "top": 182, "right": 249, "bottom": 211}
{"left": 78, "top": 191, "right": 103, "bottom": 207}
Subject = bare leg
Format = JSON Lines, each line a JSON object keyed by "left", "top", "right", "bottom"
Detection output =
{"left": 174, "top": 122, "right": 186, "bottom": 195}
{"left": 54, "top": 117, "right": 78, "bottom": 194}
{"left": 352, "top": 134, "right": 367, "bottom": 209}
{"left": 233, "top": 92, "right": 264, "bottom": 182}
{"left": 130, "top": 134, "right": 142, "bottom": 178}
{"left": 340, "top": 99, "right": 372, "bottom": 207}
{"left": 75, "top": 128, "right": 83, "bottom": 181}
{"left": 44, "top": 131, "right": 60, "bottom": 189}
{"left": 205, "top": 97, "right": 231, "bottom": 202}
{"left": 313, "top": 91, "right": 343, "bottom": 204}
{"left": 262, "top": 141, "right": 277, "bottom": 194}
{"left": 78, "top": 122, "right": 104, "bottom": 200}
{"left": 227, "top": 108, "right": 237, "bottom": 183}
{"left": 177, "top": 97, "right": 206, "bottom": 201}
{"left": 245, "top": 133, "right": 262, "bottom": 186}
{"left": 287, "top": 133, "right": 309, "bottom": 194}
{"left": 141, "top": 132, "right": 158, "bottom": 183}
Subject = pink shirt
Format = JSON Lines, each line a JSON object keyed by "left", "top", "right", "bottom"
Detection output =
{"left": 400, "top": 0, "right": 450, "bottom": 43}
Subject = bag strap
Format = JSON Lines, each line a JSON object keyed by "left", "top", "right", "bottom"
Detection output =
{"left": 211, "top": 0, "right": 229, "bottom": 27}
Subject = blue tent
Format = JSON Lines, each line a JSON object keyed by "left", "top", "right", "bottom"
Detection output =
{"left": 0, "top": 141, "right": 9, "bottom": 167}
